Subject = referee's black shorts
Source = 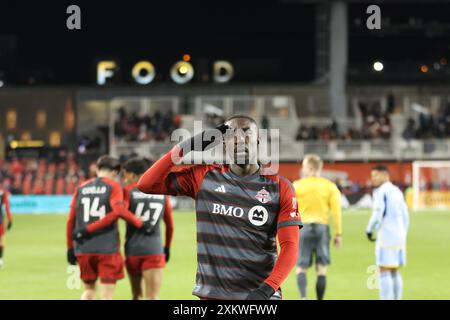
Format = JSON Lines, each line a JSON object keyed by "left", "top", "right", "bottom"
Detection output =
{"left": 297, "top": 223, "right": 331, "bottom": 268}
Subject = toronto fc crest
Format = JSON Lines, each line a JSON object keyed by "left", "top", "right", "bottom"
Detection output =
{"left": 255, "top": 188, "right": 272, "bottom": 204}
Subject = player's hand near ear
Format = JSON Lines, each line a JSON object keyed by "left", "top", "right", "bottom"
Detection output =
{"left": 178, "top": 124, "right": 229, "bottom": 153}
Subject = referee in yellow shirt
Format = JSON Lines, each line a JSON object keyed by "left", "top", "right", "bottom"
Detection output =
{"left": 293, "top": 154, "right": 342, "bottom": 300}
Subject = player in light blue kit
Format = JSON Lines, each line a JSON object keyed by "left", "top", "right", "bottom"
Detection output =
{"left": 366, "top": 165, "right": 409, "bottom": 300}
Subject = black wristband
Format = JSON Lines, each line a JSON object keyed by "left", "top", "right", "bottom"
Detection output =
{"left": 259, "top": 282, "right": 275, "bottom": 297}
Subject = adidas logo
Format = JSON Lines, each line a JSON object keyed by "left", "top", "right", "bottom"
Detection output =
{"left": 214, "top": 185, "right": 226, "bottom": 193}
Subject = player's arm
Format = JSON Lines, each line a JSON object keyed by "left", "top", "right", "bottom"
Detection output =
{"left": 66, "top": 202, "right": 76, "bottom": 249}
{"left": 3, "top": 191, "right": 13, "bottom": 230}
{"left": 66, "top": 190, "right": 78, "bottom": 265}
{"left": 137, "top": 148, "right": 180, "bottom": 195}
{"left": 119, "top": 188, "right": 145, "bottom": 228}
{"left": 72, "top": 184, "right": 143, "bottom": 242}
{"left": 366, "top": 189, "right": 385, "bottom": 241}
{"left": 247, "top": 179, "right": 302, "bottom": 300}
{"left": 84, "top": 184, "right": 143, "bottom": 234}
{"left": 329, "top": 183, "right": 343, "bottom": 247}
{"left": 138, "top": 149, "right": 211, "bottom": 199}
{"left": 401, "top": 194, "right": 410, "bottom": 231}
{"left": 163, "top": 196, "right": 174, "bottom": 262}
{"left": 137, "top": 124, "right": 228, "bottom": 196}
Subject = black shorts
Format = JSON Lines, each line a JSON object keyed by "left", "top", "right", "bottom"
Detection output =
{"left": 297, "top": 223, "right": 330, "bottom": 268}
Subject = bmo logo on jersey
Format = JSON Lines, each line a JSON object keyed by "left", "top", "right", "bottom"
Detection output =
{"left": 212, "top": 203, "right": 244, "bottom": 218}
{"left": 211, "top": 203, "right": 269, "bottom": 226}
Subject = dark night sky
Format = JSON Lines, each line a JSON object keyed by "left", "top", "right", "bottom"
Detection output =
{"left": 0, "top": 1, "right": 449, "bottom": 84}
{"left": 0, "top": 1, "right": 316, "bottom": 84}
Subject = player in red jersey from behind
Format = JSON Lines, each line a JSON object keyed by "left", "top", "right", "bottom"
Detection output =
{"left": 122, "top": 158, "right": 174, "bottom": 299}
{"left": 77, "top": 158, "right": 174, "bottom": 299}
{"left": 66, "top": 155, "right": 149, "bottom": 300}
{"left": 0, "top": 187, "right": 13, "bottom": 269}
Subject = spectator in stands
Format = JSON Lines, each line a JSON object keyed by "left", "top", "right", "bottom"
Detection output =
{"left": 173, "top": 114, "right": 182, "bottom": 129}
{"left": 379, "top": 116, "right": 391, "bottom": 139}
{"left": 114, "top": 108, "right": 182, "bottom": 143}
{"left": 0, "top": 156, "right": 88, "bottom": 195}
{"left": 296, "top": 125, "right": 310, "bottom": 141}
{"left": 261, "top": 116, "right": 270, "bottom": 130}
{"left": 402, "top": 118, "right": 417, "bottom": 140}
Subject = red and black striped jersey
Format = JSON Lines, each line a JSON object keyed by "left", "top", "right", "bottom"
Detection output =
{"left": 69, "top": 177, "right": 123, "bottom": 254}
{"left": 167, "top": 165, "right": 302, "bottom": 300}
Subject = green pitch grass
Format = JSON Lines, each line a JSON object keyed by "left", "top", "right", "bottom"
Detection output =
{"left": 0, "top": 210, "right": 449, "bottom": 300}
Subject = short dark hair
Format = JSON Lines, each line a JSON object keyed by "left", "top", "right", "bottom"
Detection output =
{"left": 96, "top": 155, "right": 121, "bottom": 172}
{"left": 225, "top": 114, "right": 258, "bottom": 126}
{"left": 123, "top": 158, "right": 148, "bottom": 175}
{"left": 372, "top": 164, "right": 389, "bottom": 173}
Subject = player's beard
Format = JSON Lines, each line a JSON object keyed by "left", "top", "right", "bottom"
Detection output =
{"left": 233, "top": 144, "right": 258, "bottom": 167}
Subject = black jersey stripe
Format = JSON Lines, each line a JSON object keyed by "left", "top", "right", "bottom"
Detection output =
{"left": 202, "top": 176, "right": 279, "bottom": 192}
{"left": 197, "top": 252, "right": 274, "bottom": 270}
{"left": 197, "top": 262, "right": 267, "bottom": 283}
{"left": 277, "top": 219, "right": 303, "bottom": 229}
{"left": 206, "top": 170, "right": 279, "bottom": 185}
{"left": 196, "top": 218, "right": 272, "bottom": 243}
{"left": 196, "top": 190, "right": 279, "bottom": 212}
{"left": 197, "top": 232, "right": 276, "bottom": 252}
{"left": 197, "top": 243, "right": 273, "bottom": 263}
{"left": 193, "top": 280, "right": 250, "bottom": 294}
{"left": 197, "top": 274, "right": 262, "bottom": 292}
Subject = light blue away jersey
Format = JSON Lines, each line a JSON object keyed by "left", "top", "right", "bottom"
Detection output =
{"left": 367, "top": 182, "right": 409, "bottom": 249}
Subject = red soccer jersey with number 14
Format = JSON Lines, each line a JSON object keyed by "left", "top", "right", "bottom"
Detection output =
{"left": 69, "top": 177, "right": 123, "bottom": 254}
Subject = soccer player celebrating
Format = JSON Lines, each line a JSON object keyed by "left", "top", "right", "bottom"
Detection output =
{"left": 66, "top": 155, "right": 145, "bottom": 300}
{"left": 366, "top": 165, "right": 409, "bottom": 300}
{"left": 80, "top": 158, "right": 174, "bottom": 299}
{"left": 0, "top": 187, "right": 13, "bottom": 269}
{"left": 292, "top": 154, "right": 342, "bottom": 300}
{"left": 138, "top": 115, "right": 302, "bottom": 300}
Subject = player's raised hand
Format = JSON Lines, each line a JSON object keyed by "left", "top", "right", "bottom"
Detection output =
{"left": 72, "top": 227, "right": 89, "bottom": 244}
{"left": 246, "top": 283, "right": 275, "bottom": 300}
{"left": 7, "top": 221, "right": 12, "bottom": 231}
{"left": 67, "top": 248, "right": 77, "bottom": 265}
{"left": 334, "top": 234, "right": 343, "bottom": 248}
{"left": 178, "top": 123, "right": 229, "bottom": 153}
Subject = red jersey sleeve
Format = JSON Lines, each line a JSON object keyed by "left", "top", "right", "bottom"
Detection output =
{"left": 138, "top": 147, "right": 180, "bottom": 196}
{"left": 66, "top": 188, "right": 78, "bottom": 249}
{"left": 168, "top": 165, "right": 211, "bottom": 198}
{"left": 163, "top": 196, "right": 174, "bottom": 248}
{"left": 109, "top": 180, "right": 124, "bottom": 208}
{"left": 264, "top": 225, "right": 299, "bottom": 291}
{"left": 263, "top": 177, "right": 303, "bottom": 291}
{"left": 120, "top": 185, "right": 143, "bottom": 228}
{"left": 276, "top": 177, "right": 303, "bottom": 230}
{"left": 86, "top": 182, "right": 143, "bottom": 233}
{"left": 3, "top": 191, "right": 12, "bottom": 222}
{"left": 137, "top": 147, "right": 215, "bottom": 199}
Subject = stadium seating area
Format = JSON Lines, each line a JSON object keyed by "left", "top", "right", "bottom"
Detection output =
{"left": 0, "top": 154, "right": 88, "bottom": 195}
{"left": 114, "top": 107, "right": 182, "bottom": 143}
{"left": 403, "top": 103, "right": 450, "bottom": 139}
{"left": 296, "top": 100, "right": 393, "bottom": 141}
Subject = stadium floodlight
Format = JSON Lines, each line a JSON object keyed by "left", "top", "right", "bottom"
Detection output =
{"left": 373, "top": 61, "right": 384, "bottom": 72}
{"left": 412, "top": 161, "right": 450, "bottom": 211}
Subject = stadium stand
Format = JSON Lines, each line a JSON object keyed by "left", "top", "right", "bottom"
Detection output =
{"left": 0, "top": 154, "right": 87, "bottom": 195}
